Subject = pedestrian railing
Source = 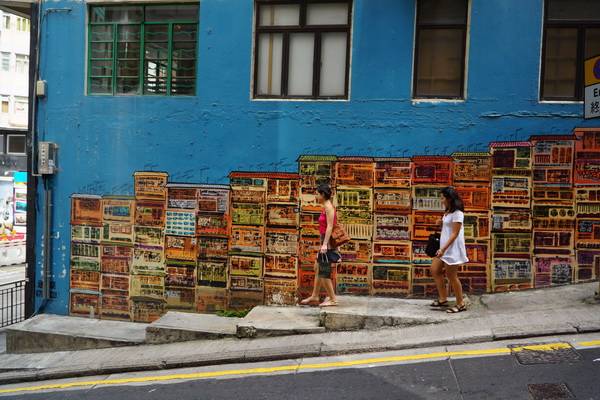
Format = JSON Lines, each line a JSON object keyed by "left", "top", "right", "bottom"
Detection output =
{"left": 0, "top": 280, "right": 25, "bottom": 328}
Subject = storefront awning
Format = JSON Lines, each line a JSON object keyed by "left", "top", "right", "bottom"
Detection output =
{"left": 0, "top": 0, "right": 35, "bottom": 18}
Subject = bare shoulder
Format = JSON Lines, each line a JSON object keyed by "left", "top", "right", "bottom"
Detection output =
{"left": 324, "top": 202, "right": 335, "bottom": 214}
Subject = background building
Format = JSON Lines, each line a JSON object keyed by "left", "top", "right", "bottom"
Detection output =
{"left": 1, "top": 0, "right": 598, "bottom": 317}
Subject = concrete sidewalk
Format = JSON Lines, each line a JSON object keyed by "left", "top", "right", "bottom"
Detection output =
{"left": 0, "top": 283, "right": 598, "bottom": 385}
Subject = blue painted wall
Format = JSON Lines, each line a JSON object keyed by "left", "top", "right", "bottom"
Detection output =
{"left": 34, "top": 0, "right": 598, "bottom": 314}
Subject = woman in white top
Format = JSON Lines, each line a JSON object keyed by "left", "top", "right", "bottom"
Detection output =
{"left": 431, "top": 187, "right": 469, "bottom": 313}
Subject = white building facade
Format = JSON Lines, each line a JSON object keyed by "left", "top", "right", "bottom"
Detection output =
{"left": 0, "top": 10, "right": 29, "bottom": 130}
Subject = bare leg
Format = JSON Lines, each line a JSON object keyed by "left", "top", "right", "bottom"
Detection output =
{"left": 432, "top": 257, "right": 448, "bottom": 302}
{"left": 322, "top": 278, "right": 337, "bottom": 302}
{"left": 446, "top": 266, "right": 464, "bottom": 306}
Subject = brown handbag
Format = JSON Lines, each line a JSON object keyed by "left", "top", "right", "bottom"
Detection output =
{"left": 329, "top": 222, "right": 350, "bottom": 248}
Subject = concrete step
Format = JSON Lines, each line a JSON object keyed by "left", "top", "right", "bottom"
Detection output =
{"left": 237, "top": 306, "right": 325, "bottom": 338}
{"left": 146, "top": 312, "right": 239, "bottom": 344}
{"left": 5, "top": 315, "right": 147, "bottom": 354}
{"left": 320, "top": 295, "right": 473, "bottom": 331}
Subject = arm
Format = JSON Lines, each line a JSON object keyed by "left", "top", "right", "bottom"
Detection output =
{"left": 320, "top": 204, "right": 335, "bottom": 253}
{"left": 437, "top": 222, "right": 461, "bottom": 256}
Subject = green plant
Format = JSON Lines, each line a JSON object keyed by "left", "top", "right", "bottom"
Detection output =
{"left": 216, "top": 309, "right": 251, "bottom": 318}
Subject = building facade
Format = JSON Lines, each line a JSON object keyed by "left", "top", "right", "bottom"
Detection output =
{"left": 24, "top": 0, "right": 600, "bottom": 318}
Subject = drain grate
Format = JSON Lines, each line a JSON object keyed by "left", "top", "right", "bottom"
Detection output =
{"left": 528, "top": 383, "right": 575, "bottom": 400}
{"left": 509, "top": 342, "right": 581, "bottom": 365}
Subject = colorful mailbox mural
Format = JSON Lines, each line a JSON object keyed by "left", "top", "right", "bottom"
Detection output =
{"left": 69, "top": 129, "right": 600, "bottom": 322}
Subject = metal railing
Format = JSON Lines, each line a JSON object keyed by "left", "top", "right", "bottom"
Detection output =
{"left": 0, "top": 280, "right": 25, "bottom": 328}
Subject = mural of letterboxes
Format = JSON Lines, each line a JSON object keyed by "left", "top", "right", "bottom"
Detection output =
{"left": 411, "top": 263, "right": 436, "bottom": 297}
{"left": 101, "top": 245, "right": 133, "bottom": 275}
{"left": 196, "top": 286, "right": 227, "bottom": 313}
{"left": 336, "top": 262, "right": 371, "bottom": 296}
{"left": 530, "top": 135, "right": 575, "bottom": 187}
{"left": 100, "top": 290, "right": 130, "bottom": 321}
{"left": 102, "top": 222, "right": 134, "bottom": 245}
{"left": 266, "top": 174, "right": 300, "bottom": 204}
{"left": 374, "top": 157, "right": 411, "bottom": 188}
{"left": 411, "top": 156, "right": 453, "bottom": 185}
{"left": 198, "top": 237, "right": 229, "bottom": 259}
{"left": 70, "top": 291, "right": 100, "bottom": 318}
{"left": 228, "top": 287, "right": 264, "bottom": 311}
{"left": 196, "top": 213, "right": 229, "bottom": 237}
{"left": 229, "top": 255, "right": 263, "bottom": 278}
{"left": 576, "top": 188, "right": 600, "bottom": 215}
{"left": 229, "top": 275, "right": 264, "bottom": 292}
{"left": 336, "top": 187, "right": 373, "bottom": 210}
{"left": 229, "top": 172, "right": 267, "bottom": 203}
{"left": 71, "top": 225, "right": 102, "bottom": 244}
{"left": 371, "top": 264, "right": 411, "bottom": 297}
{"left": 134, "top": 225, "right": 164, "bottom": 247}
{"left": 167, "top": 183, "right": 200, "bottom": 210}
{"left": 532, "top": 205, "right": 575, "bottom": 254}
{"left": 492, "top": 258, "right": 533, "bottom": 292}
{"left": 412, "top": 187, "right": 445, "bottom": 211}
{"left": 165, "top": 236, "right": 198, "bottom": 261}
{"left": 412, "top": 211, "right": 443, "bottom": 240}
{"left": 165, "top": 286, "right": 196, "bottom": 310}
{"left": 339, "top": 239, "right": 372, "bottom": 262}
{"left": 196, "top": 259, "right": 228, "bottom": 288}
{"left": 266, "top": 204, "right": 299, "bottom": 227}
{"left": 575, "top": 249, "right": 600, "bottom": 282}
{"left": 102, "top": 196, "right": 135, "bottom": 224}
{"left": 491, "top": 209, "right": 532, "bottom": 232}
{"left": 374, "top": 189, "right": 411, "bottom": 214}
{"left": 264, "top": 253, "right": 298, "bottom": 278}
{"left": 452, "top": 152, "right": 491, "bottom": 183}
{"left": 71, "top": 195, "right": 103, "bottom": 226}
{"left": 70, "top": 269, "right": 101, "bottom": 292}
{"left": 230, "top": 225, "right": 264, "bottom": 253}
{"left": 373, "top": 240, "right": 411, "bottom": 264}
{"left": 165, "top": 262, "right": 196, "bottom": 288}
{"left": 298, "top": 234, "right": 321, "bottom": 266}
{"left": 335, "top": 156, "right": 375, "bottom": 187}
{"left": 374, "top": 214, "right": 411, "bottom": 242}
{"left": 491, "top": 176, "right": 532, "bottom": 208}
{"left": 533, "top": 186, "right": 574, "bottom": 205}
{"left": 455, "top": 185, "right": 490, "bottom": 212}
{"left": 131, "top": 299, "right": 165, "bottom": 323}
{"left": 574, "top": 129, "right": 600, "bottom": 186}
{"left": 71, "top": 242, "right": 101, "bottom": 272}
{"left": 134, "top": 200, "right": 166, "bottom": 227}
{"left": 264, "top": 277, "right": 297, "bottom": 306}
{"left": 265, "top": 228, "right": 299, "bottom": 254}
{"left": 490, "top": 142, "right": 532, "bottom": 171}
{"left": 130, "top": 274, "right": 165, "bottom": 300}
{"left": 297, "top": 263, "right": 336, "bottom": 299}
{"left": 300, "top": 212, "right": 321, "bottom": 236}
{"left": 298, "top": 155, "right": 337, "bottom": 213}
{"left": 134, "top": 171, "right": 168, "bottom": 201}
{"left": 461, "top": 242, "right": 490, "bottom": 293}
{"left": 165, "top": 210, "right": 196, "bottom": 237}
{"left": 131, "top": 245, "right": 165, "bottom": 275}
{"left": 231, "top": 202, "right": 265, "bottom": 226}
{"left": 337, "top": 209, "right": 373, "bottom": 240}
{"left": 534, "top": 256, "right": 574, "bottom": 288}
{"left": 575, "top": 218, "right": 600, "bottom": 249}
{"left": 463, "top": 212, "right": 491, "bottom": 240}
{"left": 492, "top": 233, "right": 531, "bottom": 257}
{"left": 197, "top": 185, "right": 231, "bottom": 214}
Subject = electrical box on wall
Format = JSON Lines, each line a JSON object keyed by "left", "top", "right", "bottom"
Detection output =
{"left": 38, "top": 142, "right": 58, "bottom": 175}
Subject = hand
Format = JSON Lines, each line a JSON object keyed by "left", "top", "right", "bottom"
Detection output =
{"left": 436, "top": 248, "right": 445, "bottom": 257}
{"left": 320, "top": 244, "right": 328, "bottom": 253}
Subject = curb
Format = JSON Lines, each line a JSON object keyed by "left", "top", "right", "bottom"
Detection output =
{"left": 1, "top": 325, "right": 599, "bottom": 386}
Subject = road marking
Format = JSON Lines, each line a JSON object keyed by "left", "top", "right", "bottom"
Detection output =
{"left": 0, "top": 340, "right": 598, "bottom": 395}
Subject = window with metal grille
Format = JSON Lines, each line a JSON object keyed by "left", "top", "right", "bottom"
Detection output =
{"left": 541, "top": 0, "right": 600, "bottom": 101}
{"left": 88, "top": 4, "right": 199, "bottom": 96}
{"left": 253, "top": 0, "right": 352, "bottom": 100}
{"left": 413, "top": 0, "right": 469, "bottom": 99}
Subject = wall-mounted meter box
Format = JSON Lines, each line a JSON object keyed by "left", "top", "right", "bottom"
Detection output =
{"left": 38, "top": 142, "right": 58, "bottom": 174}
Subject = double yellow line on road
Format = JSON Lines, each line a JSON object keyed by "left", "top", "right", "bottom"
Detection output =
{"left": 1, "top": 340, "right": 599, "bottom": 395}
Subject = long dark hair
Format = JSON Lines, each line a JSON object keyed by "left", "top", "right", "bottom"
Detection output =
{"left": 317, "top": 183, "right": 332, "bottom": 201}
{"left": 441, "top": 186, "right": 464, "bottom": 213}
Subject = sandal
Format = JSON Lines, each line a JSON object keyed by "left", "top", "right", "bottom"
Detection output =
{"left": 430, "top": 299, "right": 449, "bottom": 308}
{"left": 319, "top": 299, "right": 338, "bottom": 307}
{"left": 300, "top": 296, "right": 319, "bottom": 306}
{"left": 447, "top": 304, "right": 467, "bottom": 313}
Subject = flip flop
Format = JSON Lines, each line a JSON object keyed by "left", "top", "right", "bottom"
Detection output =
{"left": 447, "top": 304, "right": 467, "bottom": 313}
{"left": 319, "top": 299, "right": 338, "bottom": 307}
{"left": 299, "top": 297, "right": 319, "bottom": 306}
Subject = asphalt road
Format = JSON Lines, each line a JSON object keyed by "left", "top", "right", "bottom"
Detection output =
{"left": 4, "top": 346, "right": 599, "bottom": 400}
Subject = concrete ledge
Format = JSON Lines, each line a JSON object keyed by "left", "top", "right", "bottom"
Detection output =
{"left": 5, "top": 315, "right": 146, "bottom": 354}
{"left": 146, "top": 312, "right": 239, "bottom": 344}
{"left": 236, "top": 306, "right": 324, "bottom": 338}
{"left": 492, "top": 323, "right": 578, "bottom": 340}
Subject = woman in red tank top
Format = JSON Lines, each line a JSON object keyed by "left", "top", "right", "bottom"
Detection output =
{"left": 300, "top": 183, "right": 340, "bottom": 307}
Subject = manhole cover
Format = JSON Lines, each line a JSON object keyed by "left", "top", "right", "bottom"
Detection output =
{"left": 528, "top": 383, "right": 575, "bottom": 400}
{"left": 509, "top": 342, "right": 581, "bottom": 365}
